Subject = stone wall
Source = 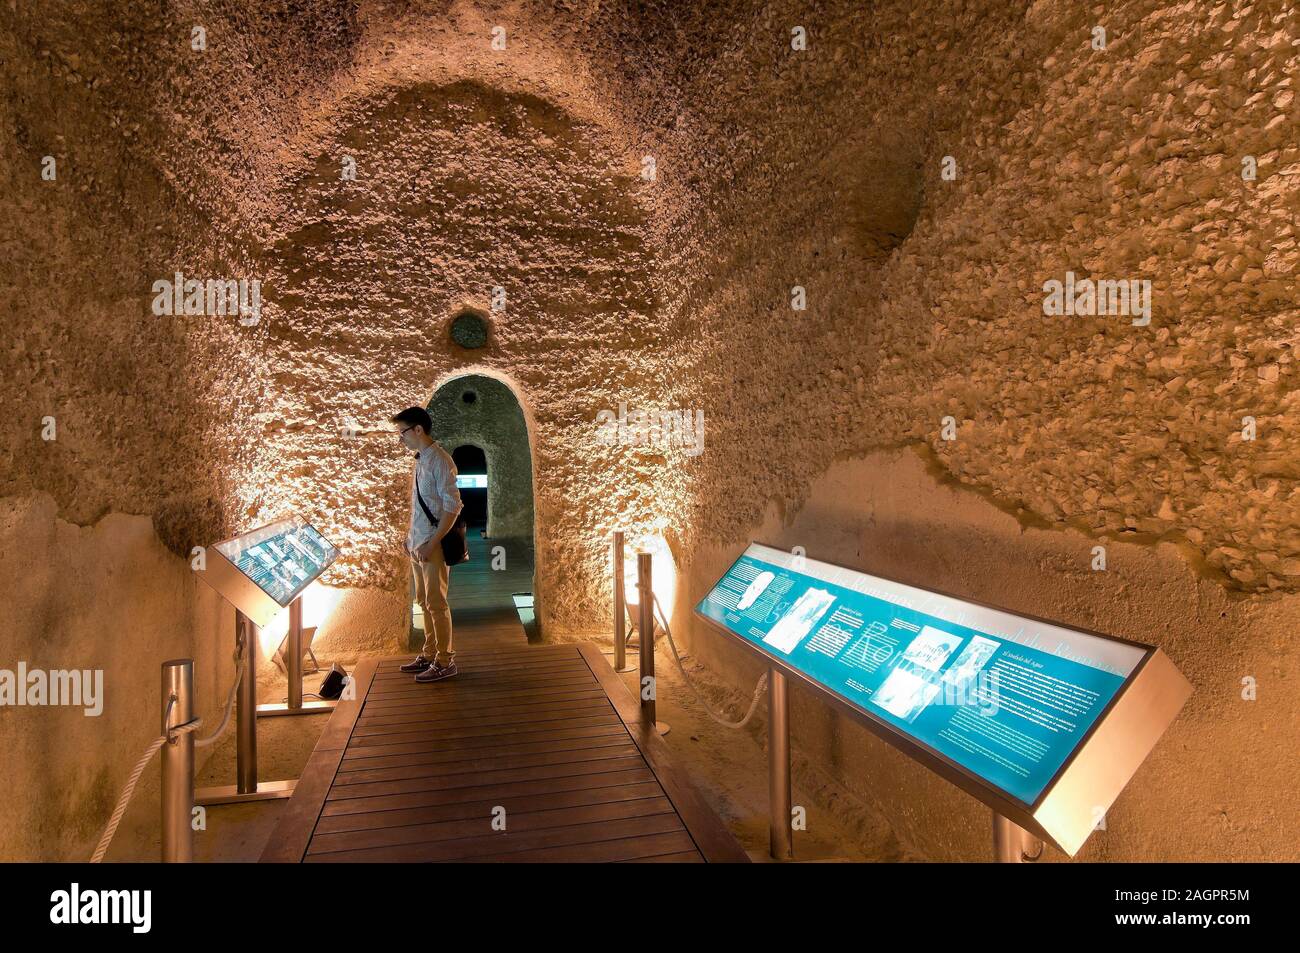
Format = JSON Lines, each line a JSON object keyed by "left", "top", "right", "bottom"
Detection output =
{"left": 0, "top": 496, "right": 233, "bottom": 861}
{"left": 3, "top": 0, "right": 1295, "bottom": 861}
{"left": 1, "top": 3, "right": 268, "bottom": 861}
{"left": 652, "top": 0, "right": 1299, "bottom": 861}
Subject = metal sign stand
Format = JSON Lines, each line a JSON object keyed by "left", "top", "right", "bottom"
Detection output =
{"left": 258, "top": 597, "right": 337, "bottom": 717}
{"left": 697, "top": 540, "right": 1194, "bottom": 860}
{"left": 769, "top": 667, "right": 794, "bottom": 861}
{"left": 196, "top": 609, "right": 297, "bottom": 805}
{"left": 161, "top": 659, "right": 195, "bottom": 862}
{"left": 993, "top": 812, "right": 1044, "bottom": 863}
{"left": 612, "top": 531, "right": 635, "bottom": 672}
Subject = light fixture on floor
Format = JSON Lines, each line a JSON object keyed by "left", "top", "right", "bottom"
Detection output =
{"left": 620, "top": 532, "right": 676, "bottom": 612}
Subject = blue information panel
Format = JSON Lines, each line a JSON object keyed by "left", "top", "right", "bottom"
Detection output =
{"left": 696, "top": 543, "right": 1148, "bottom": 806}
{"left": 214, "top": 516, "right": 339, "bottom": 608}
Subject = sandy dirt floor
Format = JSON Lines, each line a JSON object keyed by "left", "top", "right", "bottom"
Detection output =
{"left": 597, "top": 639, "right": 918, "bottom": 862}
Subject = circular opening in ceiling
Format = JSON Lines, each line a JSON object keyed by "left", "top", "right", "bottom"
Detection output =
{"left": 449, "top": 309, "right": 489, "bottom": 349}
{"left": 462, "top": 390, "right": 478, "bottom": 405}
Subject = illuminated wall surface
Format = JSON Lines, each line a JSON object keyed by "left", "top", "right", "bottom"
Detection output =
{"left": 698, "top": 544, "right": 1146, "bottom": 805}
{"left": 2, "top": 0, "right": 1298, "bottom": 861}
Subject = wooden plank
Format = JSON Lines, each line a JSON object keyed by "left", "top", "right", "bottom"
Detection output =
{"left": 360, "top": 676, "right": 599, "bottom": 703}
{"left": 258, "top": 744, "right": 346, "bottom": 863}
{"left": 307, "top": 796, "right": 678, "bottom": 855}
{"left": 304, "top": 813, "right": 686, "bottom": 863}
{"left": 314, "top": 780, "right": 668, "bottom": 834}
{"left": 336, "top": 733, "right": 635, "bottom": 773}
{"left": 330, "top": 744, "right": 643, "bottom": 787}
{"left": 340, "top": 738, "right": 639, "bottom": 774}
{"left": 339, "top": 724, "right": 630, "bottom": 763}
{"left": 370, "top": 657, "right": 586, "bottom": 679}
{"left": 361, "top": 682, "right": 605, "bottom": 706}
{"left": 325, "top": 755, "right": 651, "bottom": 801}
{"left": 465, "top": 832, "right": 704, "bottom": 864}
{"left": 320, "top": 767, "right": 659, "bottom": 817}
{"left": 337, "top": 724, "right": 630, "bottom": 762}
{"left": 356, "top": 693, "right": 608, "bottom": 725}
{"left": 264, "top": 636, "right": 748, "bottom": 863}
{"left": 367, "top": 675, "right": 595, "bottom": 699}
{"left": 371, "top": 669, "right": 596, "bottom": 690}
{"left": 350, "top": 698, "right": 614, "bottom": 734}
{"left": 259, "top": 658, "right": 378, "bottom": 862}
{"left": 576, "top": 642, "right": 751, "bottom": 863}
{"left": 343, "top": 713, "right": 621, "bottom": 748}
{"left": 360, "top": 683, "right": 604, "bottom": 710}
{"left": 374, "top": 658, "right": 586, "bottom": 678}
{"left": 619, "top": 848, "right": 706, "bottom": 863}
{"left": 349, "top": 708, "right": 616, "bottom": 739}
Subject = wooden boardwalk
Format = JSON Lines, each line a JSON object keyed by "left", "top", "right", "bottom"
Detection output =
{"left": 261, "top": 639, "right": 749, "bottom": 863}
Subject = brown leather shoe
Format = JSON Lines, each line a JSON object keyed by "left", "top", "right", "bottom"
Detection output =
{"left": 415, "top": 661, "right": 458, "bottom": 683}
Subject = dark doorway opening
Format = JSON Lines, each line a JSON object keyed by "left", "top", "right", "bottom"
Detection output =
{"left": 453, "top": 444, "right": 488, "bottom": 529}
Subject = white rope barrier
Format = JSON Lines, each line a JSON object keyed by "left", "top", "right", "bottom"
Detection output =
{"left": 89, "top": 644, "right": 245, "bottom": 863}
{"left": 651, "top": 593, "right": 768, "bottom": 730}
{"left": 89, "top": 721, "right": 197, "bottom": 864}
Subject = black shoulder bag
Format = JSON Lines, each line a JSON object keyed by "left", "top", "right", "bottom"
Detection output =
{"left": 415, "top": 483, "right": 469, "bottom": 566}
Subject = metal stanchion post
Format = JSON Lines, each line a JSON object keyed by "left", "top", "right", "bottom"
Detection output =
{"left": 993, "top": 813, "right": 1043, "bottom": 862}
{"left": 636, "top": 552, "right": 668, "bottom": 735}
{"left": 161, "top": 659, "right": 194, "bottom": 863}
{"left": 236, "top": 610, "right": 258, "bottom": 794}
{"left": 259, "top": 595, "right": 334, "bottom": 717}
{"left": 637, "top": 552, "right": 654, "bottom": 724}
{"left": 769, "top": 667, "right": 793, "bottom": 861}
{"left": 287, "top": 596, "right": 303, "bottom": 710}
{"left": 613, "top": 531, "right": 632, "bottom": 672}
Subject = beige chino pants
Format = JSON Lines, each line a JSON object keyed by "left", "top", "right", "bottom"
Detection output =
{"left": 410, "top": 544, "right": 453, "bottom": 666}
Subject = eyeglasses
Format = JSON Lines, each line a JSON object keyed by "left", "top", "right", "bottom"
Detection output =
{"left": 398, "top": 425, "right": 415, "bottom": 437}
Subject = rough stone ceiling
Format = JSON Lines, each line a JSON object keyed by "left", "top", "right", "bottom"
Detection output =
{"left": 148, "top": 1, "right": 663, "bottom": 245}
{"left": 2, "top": 0, "right": 679, "bottom": 605}
{"left": 4, "top": 0, "right": 1299, "bottom": 605}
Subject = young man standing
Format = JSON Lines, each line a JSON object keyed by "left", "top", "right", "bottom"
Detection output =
{"left": 392, "top": 406, "right": 463, "bottom": 683}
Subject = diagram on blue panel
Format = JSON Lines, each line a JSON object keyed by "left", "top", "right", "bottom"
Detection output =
{"left": 837, "top": 620, "right": 896, "bottom": 671}
{"left": 940, "top": 635, "right": 999, "bottom": 696}
{"left": 762, "top": 587, "right": 837, "bottom": 654}
{"left": 870, "top": 625, "right": 964, "bottom": 723}
{"left": 737, "top": 571, "right": 775, "bottom": 610}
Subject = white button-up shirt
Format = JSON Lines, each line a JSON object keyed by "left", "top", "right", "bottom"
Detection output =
{"left": 407, "top": 443, "right": 462, "bottom": 552}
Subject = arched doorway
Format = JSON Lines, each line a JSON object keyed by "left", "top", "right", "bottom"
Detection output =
{"left": 408, "top": 372, "right": 537, "bottom": 646}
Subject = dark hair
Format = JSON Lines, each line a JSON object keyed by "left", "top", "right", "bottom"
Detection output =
{"left": 391, "top": 406, "right": 433, "bottom": 436}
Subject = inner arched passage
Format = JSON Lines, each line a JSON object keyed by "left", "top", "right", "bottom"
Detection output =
{"left": 405, "top": 372, "right": 538, "bottom": 645}
{"left": 429, "top": 374, "right": 534, "bottom": 541}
